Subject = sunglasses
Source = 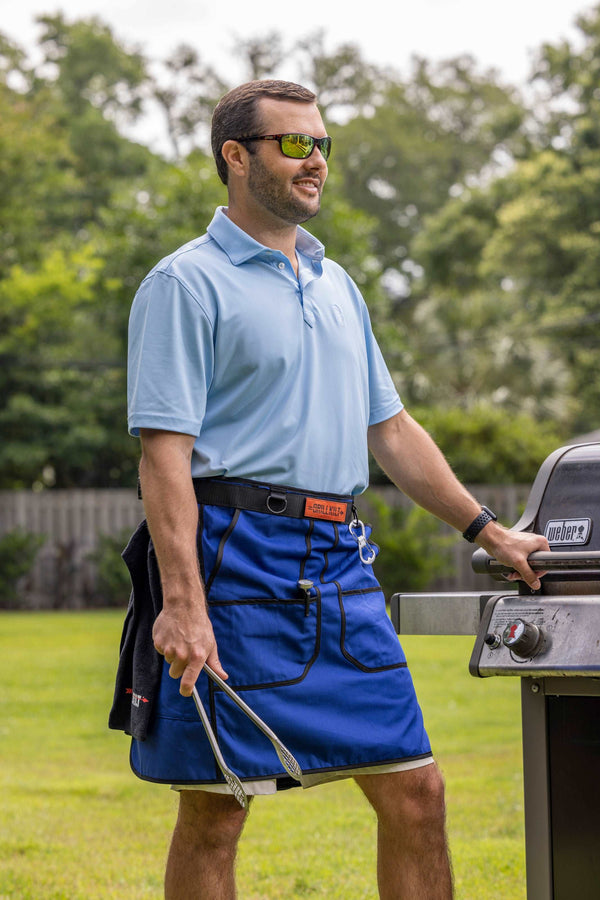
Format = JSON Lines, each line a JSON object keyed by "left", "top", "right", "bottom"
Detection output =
{"left": 236, "top": 133, "right": 332, "bottom": 161}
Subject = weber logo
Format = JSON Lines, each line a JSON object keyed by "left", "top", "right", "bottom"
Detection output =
{"left": 544, "top": 518, "right": 592, "bottom": 545}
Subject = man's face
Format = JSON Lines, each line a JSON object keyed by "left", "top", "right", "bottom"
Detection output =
{"left": 245, "top": 98, "right": 329, "bottom": 226}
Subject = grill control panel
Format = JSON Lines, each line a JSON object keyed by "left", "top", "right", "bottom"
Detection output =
{"left": 470, "top": 594, "right": 600, "bottom": 677}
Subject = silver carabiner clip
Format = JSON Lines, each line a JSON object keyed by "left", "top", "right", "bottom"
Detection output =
{"left": 348, "top": 518, "right": 376, "bottom": 565}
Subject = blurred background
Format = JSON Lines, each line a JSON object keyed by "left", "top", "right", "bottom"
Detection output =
{"left": 1, "top": 1, "right": 599, "bottom": 608}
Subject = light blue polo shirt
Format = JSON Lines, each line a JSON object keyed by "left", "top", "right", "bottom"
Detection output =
{"left": 127, "top": 207, "right": 402, "bottom": 495}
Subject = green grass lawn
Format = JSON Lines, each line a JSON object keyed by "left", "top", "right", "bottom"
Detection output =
{"left": 0, "top": 611, "right": 526, "bottom": 899}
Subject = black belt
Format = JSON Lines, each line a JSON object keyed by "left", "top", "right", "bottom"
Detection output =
{"left": 193, "top": 477, "right": 355, "bottom": 524}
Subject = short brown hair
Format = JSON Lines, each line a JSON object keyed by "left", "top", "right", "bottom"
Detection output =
{"left": 211, "top": 80, "right": 317, "bottom": 185}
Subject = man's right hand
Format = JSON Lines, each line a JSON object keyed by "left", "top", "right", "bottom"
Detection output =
{"left": 152, "top": 599, "right": 228, "bottom": 697}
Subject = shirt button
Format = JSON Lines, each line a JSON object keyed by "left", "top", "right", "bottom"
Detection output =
{"left": 278, "top": 262, "right": 285, "bottom": 270}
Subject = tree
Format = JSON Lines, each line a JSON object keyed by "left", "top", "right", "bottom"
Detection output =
{"left": 31, "top": 14, "right": 153, "bottom": 217}
{"left": 530, "top": 4, "right": 600, "bottom": 154}
{"left": 0, "top": 31, "right": 28, "bottom": 86}
{"left": 1, "top": 11, "right": 596, "bottom": 490}
{"left": 151, "top": 44, "right": 227, "bottom": 159}
{"left": 0, "top": 16, "right": 160, "bottom": 487}
{"left": 0, "top": 80, "right": 83, "bottom": 274}
{"left": 403, "top": 6, "right": 600, "bottom": 436}
{"left": 0, "top": 243, "right": 136, "bottom": 488}
{"left": 411, "top": 404, "right": 565, "bottom": 485}
{"left": 34, "top": 13, "right": 146, "bottom": 120}
{"left": 296, "top": 31, "right": 389, "bottom": 120}
{"left": 234, "top": 32, "right": 286, "bottom": 82}
{"left": 330, "top": 55, "right": 528, "bottom": 301}
{"left": 406, "top": 156, "right": 585, "bottom": 433}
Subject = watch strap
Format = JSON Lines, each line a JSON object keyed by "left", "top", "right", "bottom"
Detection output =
{"left": 462, "top": 506, "right": 497, "bottom": 543}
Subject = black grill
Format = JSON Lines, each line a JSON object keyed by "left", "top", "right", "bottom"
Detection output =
{"left": 390, "top": 442, "right": 600, "bottom": 900}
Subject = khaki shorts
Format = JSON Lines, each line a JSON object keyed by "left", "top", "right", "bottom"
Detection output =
{"left": 172, "top": 754, "right": 434, "bottom": 795}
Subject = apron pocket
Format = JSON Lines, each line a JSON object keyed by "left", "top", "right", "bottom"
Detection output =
{"left": 208, "top": 593, "right": 320, "bottom": 690}
{"left": 339, "top": 587, "right": 407, "bottom": 672}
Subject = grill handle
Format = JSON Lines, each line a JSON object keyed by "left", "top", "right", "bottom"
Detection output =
{"left": 472, "top": 548, "right": 600, "bottom": 576}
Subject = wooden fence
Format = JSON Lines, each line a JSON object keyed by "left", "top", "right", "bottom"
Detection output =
{"left": 0, "top": 489, "right": 143, "bottom": 609}
{"left": 0, "top": 484, "right": 531, "bottom": 609}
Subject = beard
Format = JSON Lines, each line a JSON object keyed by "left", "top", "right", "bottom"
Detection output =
{"left": 247, "top": 153, "right": 322, "bottom": 225}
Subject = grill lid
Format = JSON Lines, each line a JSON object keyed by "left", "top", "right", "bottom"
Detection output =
{"left": 472, "top": 442, "right": 600, "bottom": 590}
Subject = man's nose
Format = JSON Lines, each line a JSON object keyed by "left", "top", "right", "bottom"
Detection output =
{"left": 307, "top": 146, "right": 328, "bottom": 168}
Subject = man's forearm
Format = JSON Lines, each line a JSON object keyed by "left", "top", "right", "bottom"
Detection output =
{"left": 368, "top": 409, "right": 549, "bottom": 589}
{"left": 368, "top": 410, "right": 482, "bottom": 532}
{"left": 138, "top": 429, "right": 227, "bottom": 692}
{"left": 139, "top": 430, "right": 204, "bottom": 601}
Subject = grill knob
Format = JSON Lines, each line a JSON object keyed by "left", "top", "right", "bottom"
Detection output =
{"left": 502, "top": 619, "right": 542, "bottom": 658}
{"left": 484, "top": 633, "right": 501, "bottom": 649}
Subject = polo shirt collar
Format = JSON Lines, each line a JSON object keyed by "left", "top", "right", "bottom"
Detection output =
{"left": 207, "top": 206, "right": 325, "bottom": 266}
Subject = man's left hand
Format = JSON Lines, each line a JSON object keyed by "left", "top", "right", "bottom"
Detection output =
{"left": 476, "top": 522, "right": 550, "bottom": 590}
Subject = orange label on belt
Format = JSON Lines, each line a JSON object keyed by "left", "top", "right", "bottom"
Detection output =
{"left": 304, "top": 497, "right": 348, "bottom": 522}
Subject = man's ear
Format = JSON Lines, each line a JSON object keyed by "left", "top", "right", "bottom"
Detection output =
{"left": 221, "top": 140, "right": 249, "bottom": 179}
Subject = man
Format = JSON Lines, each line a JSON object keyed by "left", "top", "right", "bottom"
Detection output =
{"left": 110, "top": 80, "right": 549, "bottom": 899}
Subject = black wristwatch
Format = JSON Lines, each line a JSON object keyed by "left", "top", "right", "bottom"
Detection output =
{"left": 462, "top": 506, "right": 497, "bottom": 542}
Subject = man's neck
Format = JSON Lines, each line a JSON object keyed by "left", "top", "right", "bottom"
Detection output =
{"left": 225, "top": 206, "right": 299, "bottom": 275}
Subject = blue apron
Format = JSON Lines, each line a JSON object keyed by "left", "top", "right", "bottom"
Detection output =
{"left": 130, "top": 490, "right": 431, "bottom": 787}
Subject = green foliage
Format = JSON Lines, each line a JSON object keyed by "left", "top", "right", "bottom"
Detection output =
{"left": 0, "top": 19, "right": 155, "bottom": 489}
{"left": 93, "top": 150, "right": 226, "bottom": 305}
{"left": 88, "top": 528, "right": 132, "bottom": 607}
{"left": 304, "top": 167, "right": 388, "bottom": 323}
{"left": 0, "top": 83, "right": 83, "bottom": 273}
{"left": 0, "top": 244, "right": 101, "bottom": 351}
{"left": 531, "top": 5, "right": 600, "bottom": 152}
{"left": 477, "top": 150, "right": 600, "bottom": 431}
{"left": 408, "top": 7, "right": 600, "bottom": 435}
{"left": 410, "top": 147, "right": 600, "bottom": 433}
{"left": 0, "top": 8, "right": 599, "bottom": 489}
{"left": 411, "top": 187, "right": 500, "bottom": 294}
{"left": 330, "top": 56, "right": 527, "bottom": 294}
{"left": 0, "top": 528, "right": 45, "bottom": 608}
{"left": 0, "top": 243, "right": 136, "bottom": 488}
{"left": 36, "top": 13, "right": 147, "bottom": 119}
{"left": 152, "top": 47, "right": 227, "bottom": 159}
{"left": 413, "top": 404, "right": 565, "bottom": 484}
{"left": 297, "top": 31, "right": 387, "bottom": 119}
{"left": 364, "top": 493, "right": 453, "bottom": 597}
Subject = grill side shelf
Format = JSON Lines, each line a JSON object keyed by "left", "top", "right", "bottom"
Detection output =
{"left": 390, "top": 591, "right": 496, "bottom": 636}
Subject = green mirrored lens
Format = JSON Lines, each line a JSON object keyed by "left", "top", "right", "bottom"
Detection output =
{"left": 281, "top": 134, "right": 314, "bottom": 158}
{"left": 280, "top": 134, "right": 332, "bottom": 160}
{"left": 319, "top": 137, "right": 332, "bottom": 160}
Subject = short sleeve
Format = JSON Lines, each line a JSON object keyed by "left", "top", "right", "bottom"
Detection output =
{"left": 127, "top": 271, "right": 215, "bottom": 437}
{"left": 361, "top": 303, "right": 403, "bottom": 426}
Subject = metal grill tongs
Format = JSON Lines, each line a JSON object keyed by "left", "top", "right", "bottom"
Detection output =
{"left": 191, "top": 664, "right": 303, "bottom": 810}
